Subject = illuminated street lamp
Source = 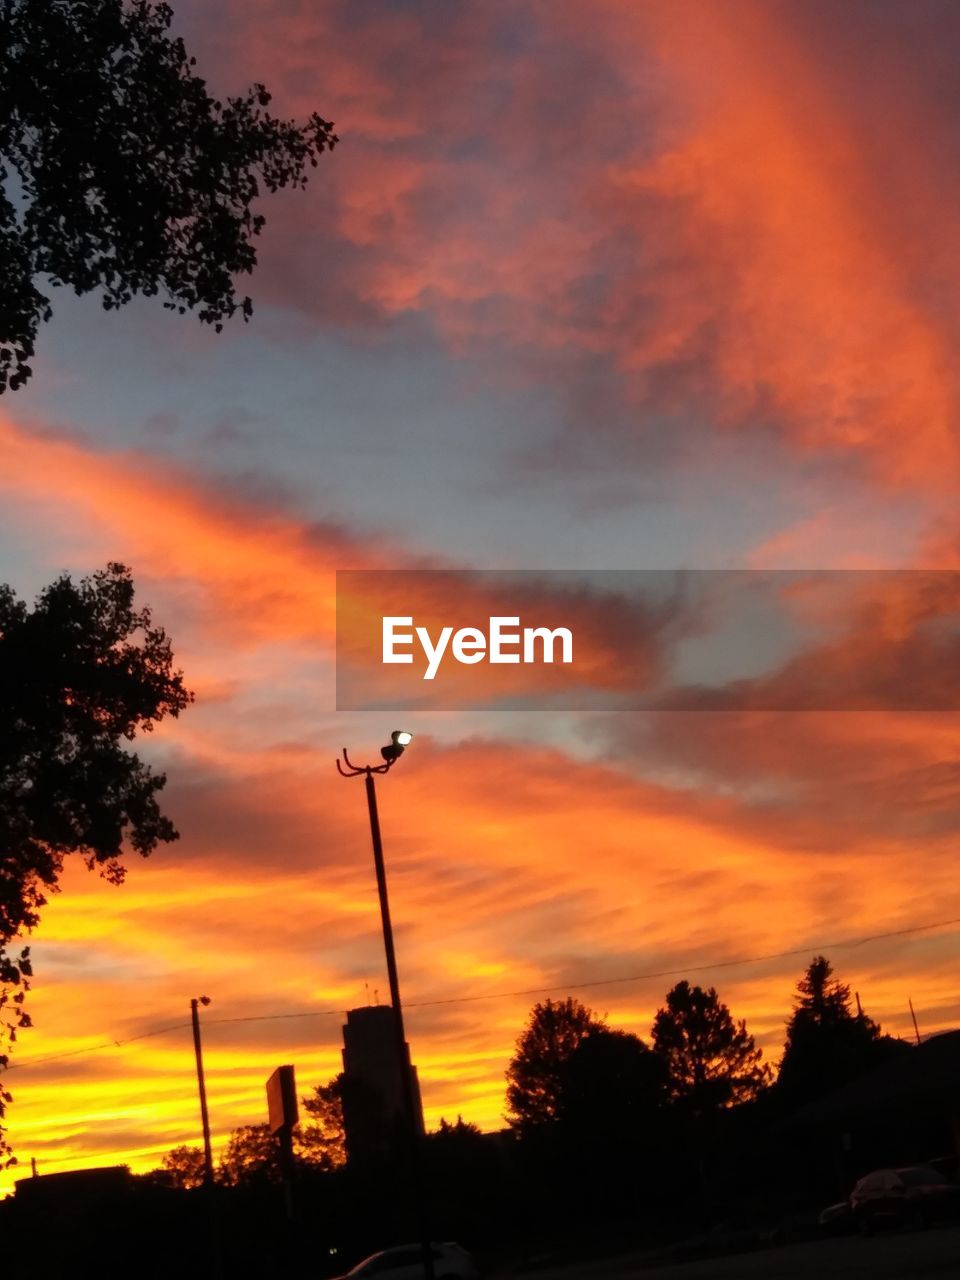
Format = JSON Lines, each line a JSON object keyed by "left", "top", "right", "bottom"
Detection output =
{"left": 386, "top": 728, "right": 413, "bottom": 753}
{"left": 337, "top": 732, "right": 434, "bottom": 1280}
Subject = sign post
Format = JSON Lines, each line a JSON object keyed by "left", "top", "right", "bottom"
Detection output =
{"left": 266, "top": 1064, "right": 299, "bottom": 1223}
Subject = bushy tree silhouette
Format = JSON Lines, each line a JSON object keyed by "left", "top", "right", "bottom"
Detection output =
{"left": 777, "top": 955, "right": 908, "bottom": 1109}
{"left": 157, "top": 1143, "right": 206, "bottom": 1190}
{"left": 652, "top": 981, "right": 770, "bottom": 1116}
{"left": 301, "top": 1073, "right": 347, "bottom": 1170}
{"left": 217, "top": 1123, "right": 281, "bottom": 1187}
{"left": 198, "top": 1081, "right": 348, "bottom": 1189}
{"left": 505, "top": 996, "right": 605, "bottom": 1132}
{"left": 557, "top": 1027, "right": 665, "bottom": 1138}
{"left": 432, "top": 1115, "right": 483, "bottom": 1144}
{"left": 0, "top": 562, "right": 191, "bottom": 1162}
{"left": 0, "top": 0, "right": 338, "bottom": 391}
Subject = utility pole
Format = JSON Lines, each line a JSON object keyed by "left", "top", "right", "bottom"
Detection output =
{"left": 191, "top": 995, "right": 214, "bottom": 1184}
{"left": 191, "top": 995, "right": 223, "bottom": 1280}
{"left": 909, "top": 997, "right": 922, "bottom": 1046}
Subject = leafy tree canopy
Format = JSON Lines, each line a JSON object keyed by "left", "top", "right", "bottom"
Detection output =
{"left": 505, "top": 996, "right": 605, "bottom": 1132}
{"left": 152, "top": 1143, "right": 206, "bottom": 1191}
{"left": 556, "top": 1027, "right": 665, "bottom": 1139}
{"left": 0, "top": 562, "right": 192, "bottom": 1163}
{"left": 217, "top": 1123, "right": 281, "bottom": 1187}
{"left": 652, "top": 980, "right": 771, "bottom": 1116}
{"left": 301, "top": 1073, "right": 347, "bottom": 1171}
{"left": 206, "top": 1077, "right": 348, "bottom": 1187}
{"left": 0, "top": 0, "right": 338, "bottom": 391}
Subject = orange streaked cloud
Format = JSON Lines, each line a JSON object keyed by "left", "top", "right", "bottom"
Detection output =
{"left": 593, "top": 0, "right": 960, "bottom": 486}
{"left": 4, "top": 722, "right": 960, "bottom": 1194}
{"left": 5, "top": 410, "right": 960, "bottom": 1196}
{"left": 0, "top": 415, "right": 374, "bottom": 647}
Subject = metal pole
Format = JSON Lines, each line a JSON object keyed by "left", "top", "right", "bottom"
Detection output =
{"left": 909, "top": 997, "right": 922, "bottom": 1046}
{"left": 191, "top": 997, "right": 215, "bottom": 1185}
{"left": 364, "top": 770, "right": 407, "bottom": 1032}
{"left": 363, "top": 768, "right": 435, "bottom": 1280}
{"left": 278, "top": 1124, "right": 297, "bottom": 1221}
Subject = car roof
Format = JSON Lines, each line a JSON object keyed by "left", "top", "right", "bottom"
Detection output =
{"left": 345, "top": 1239, "right": 469, "bottom": 1274}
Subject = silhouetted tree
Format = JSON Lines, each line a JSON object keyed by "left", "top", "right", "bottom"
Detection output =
{"left": 427, "top": 1115, "right": 487, "bottom": 1174}
{"left": 505, "top": 996, "right": 605, "bottom": 1132}
{"left": 0, "top": 0, "right": 338, "bottom": 391}
{"left": 425, "top": 1116, "right": 502, "bottom": 1240}
{"left": 777, "top": 955, "right": 909, "bottom": 1109}
{"left": 557, "top": 1027, "right": 666, "bottom": 1138}
{"left": 218, "top": 1123, "right": 280, "bottom": 1187}
{"left": 157, "top": 1143, "right": 206, "bottom": 1190}
{"left": 431, "top": 1115, "right": 483, "bottom": 1144}
{"left": 301, "top": 1073, "right": 347, "bottom": 1170}
{"left": 215, "top": 1103, "right": 346, "bottom": 1187}
{"left": 0, "top": 563, "right": 191, "bottom": 1162}
{"left": 652, "top": 981, "right": 771, "bottom": 1116}
{"left": 554, "top": 1027, "right": 671, "bottom": 1214}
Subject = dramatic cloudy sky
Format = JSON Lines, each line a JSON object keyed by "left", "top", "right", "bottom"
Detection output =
{"left": 4, "top": 0, "right": 960, "bottom": 1189}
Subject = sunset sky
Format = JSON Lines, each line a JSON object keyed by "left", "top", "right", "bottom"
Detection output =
{"left": 4, "top": 0, "right": 960, "bottom": 1193}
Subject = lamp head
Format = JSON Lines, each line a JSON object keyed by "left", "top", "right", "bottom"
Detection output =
{"left": 380, "top": 729, "right": 413, "bottom": 764}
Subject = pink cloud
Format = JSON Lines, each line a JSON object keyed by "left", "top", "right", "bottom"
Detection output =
{"left": 176, "top": 0, "right": 960, "bottom": 497}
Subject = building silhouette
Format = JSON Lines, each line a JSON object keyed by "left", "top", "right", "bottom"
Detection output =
{"left": 340, "top": 1004, "right": 424, "bottom": 1166}
{"left": 13, "top": 1164, "right": 133, "bottom": 1207}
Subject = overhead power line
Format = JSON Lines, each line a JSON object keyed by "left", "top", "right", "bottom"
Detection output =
{"left": 3, "top": 1020, "right": 193, "bottom": 1070}
{"left": 6, "top": 912, "right": 960, "bottom": 1072}
{"left": 411, "top": 915, "right": 960, "bottom": 1008}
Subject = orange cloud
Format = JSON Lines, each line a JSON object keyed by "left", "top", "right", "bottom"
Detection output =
{"left": 191, "top": 0, "right": 960, "bottom": 496}
{"left": 0, "top": 414, "right": 377, "bottom": 647}
{"left": 604, "top": 1, "right": 960, "bottom": 487}
{"left": 4, "top": 726, "right": 960, "bottom": 1194}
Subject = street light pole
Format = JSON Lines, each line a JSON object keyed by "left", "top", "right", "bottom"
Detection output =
{"left": 190, "top": 995, "right": 214, "bottom": 1186}
{"left": 338, "top": 733, "right": 434, "bottom": 1280}
{"left": 363, "top": 768, "right": 407, "bottom": 1038}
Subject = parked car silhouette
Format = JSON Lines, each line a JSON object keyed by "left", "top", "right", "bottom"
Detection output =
{"left": 850, "top": 1166, "right": 960, "bottom": 1233}
{"left": 334, "top": 1241, "right": 479, "bottom": 1279}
